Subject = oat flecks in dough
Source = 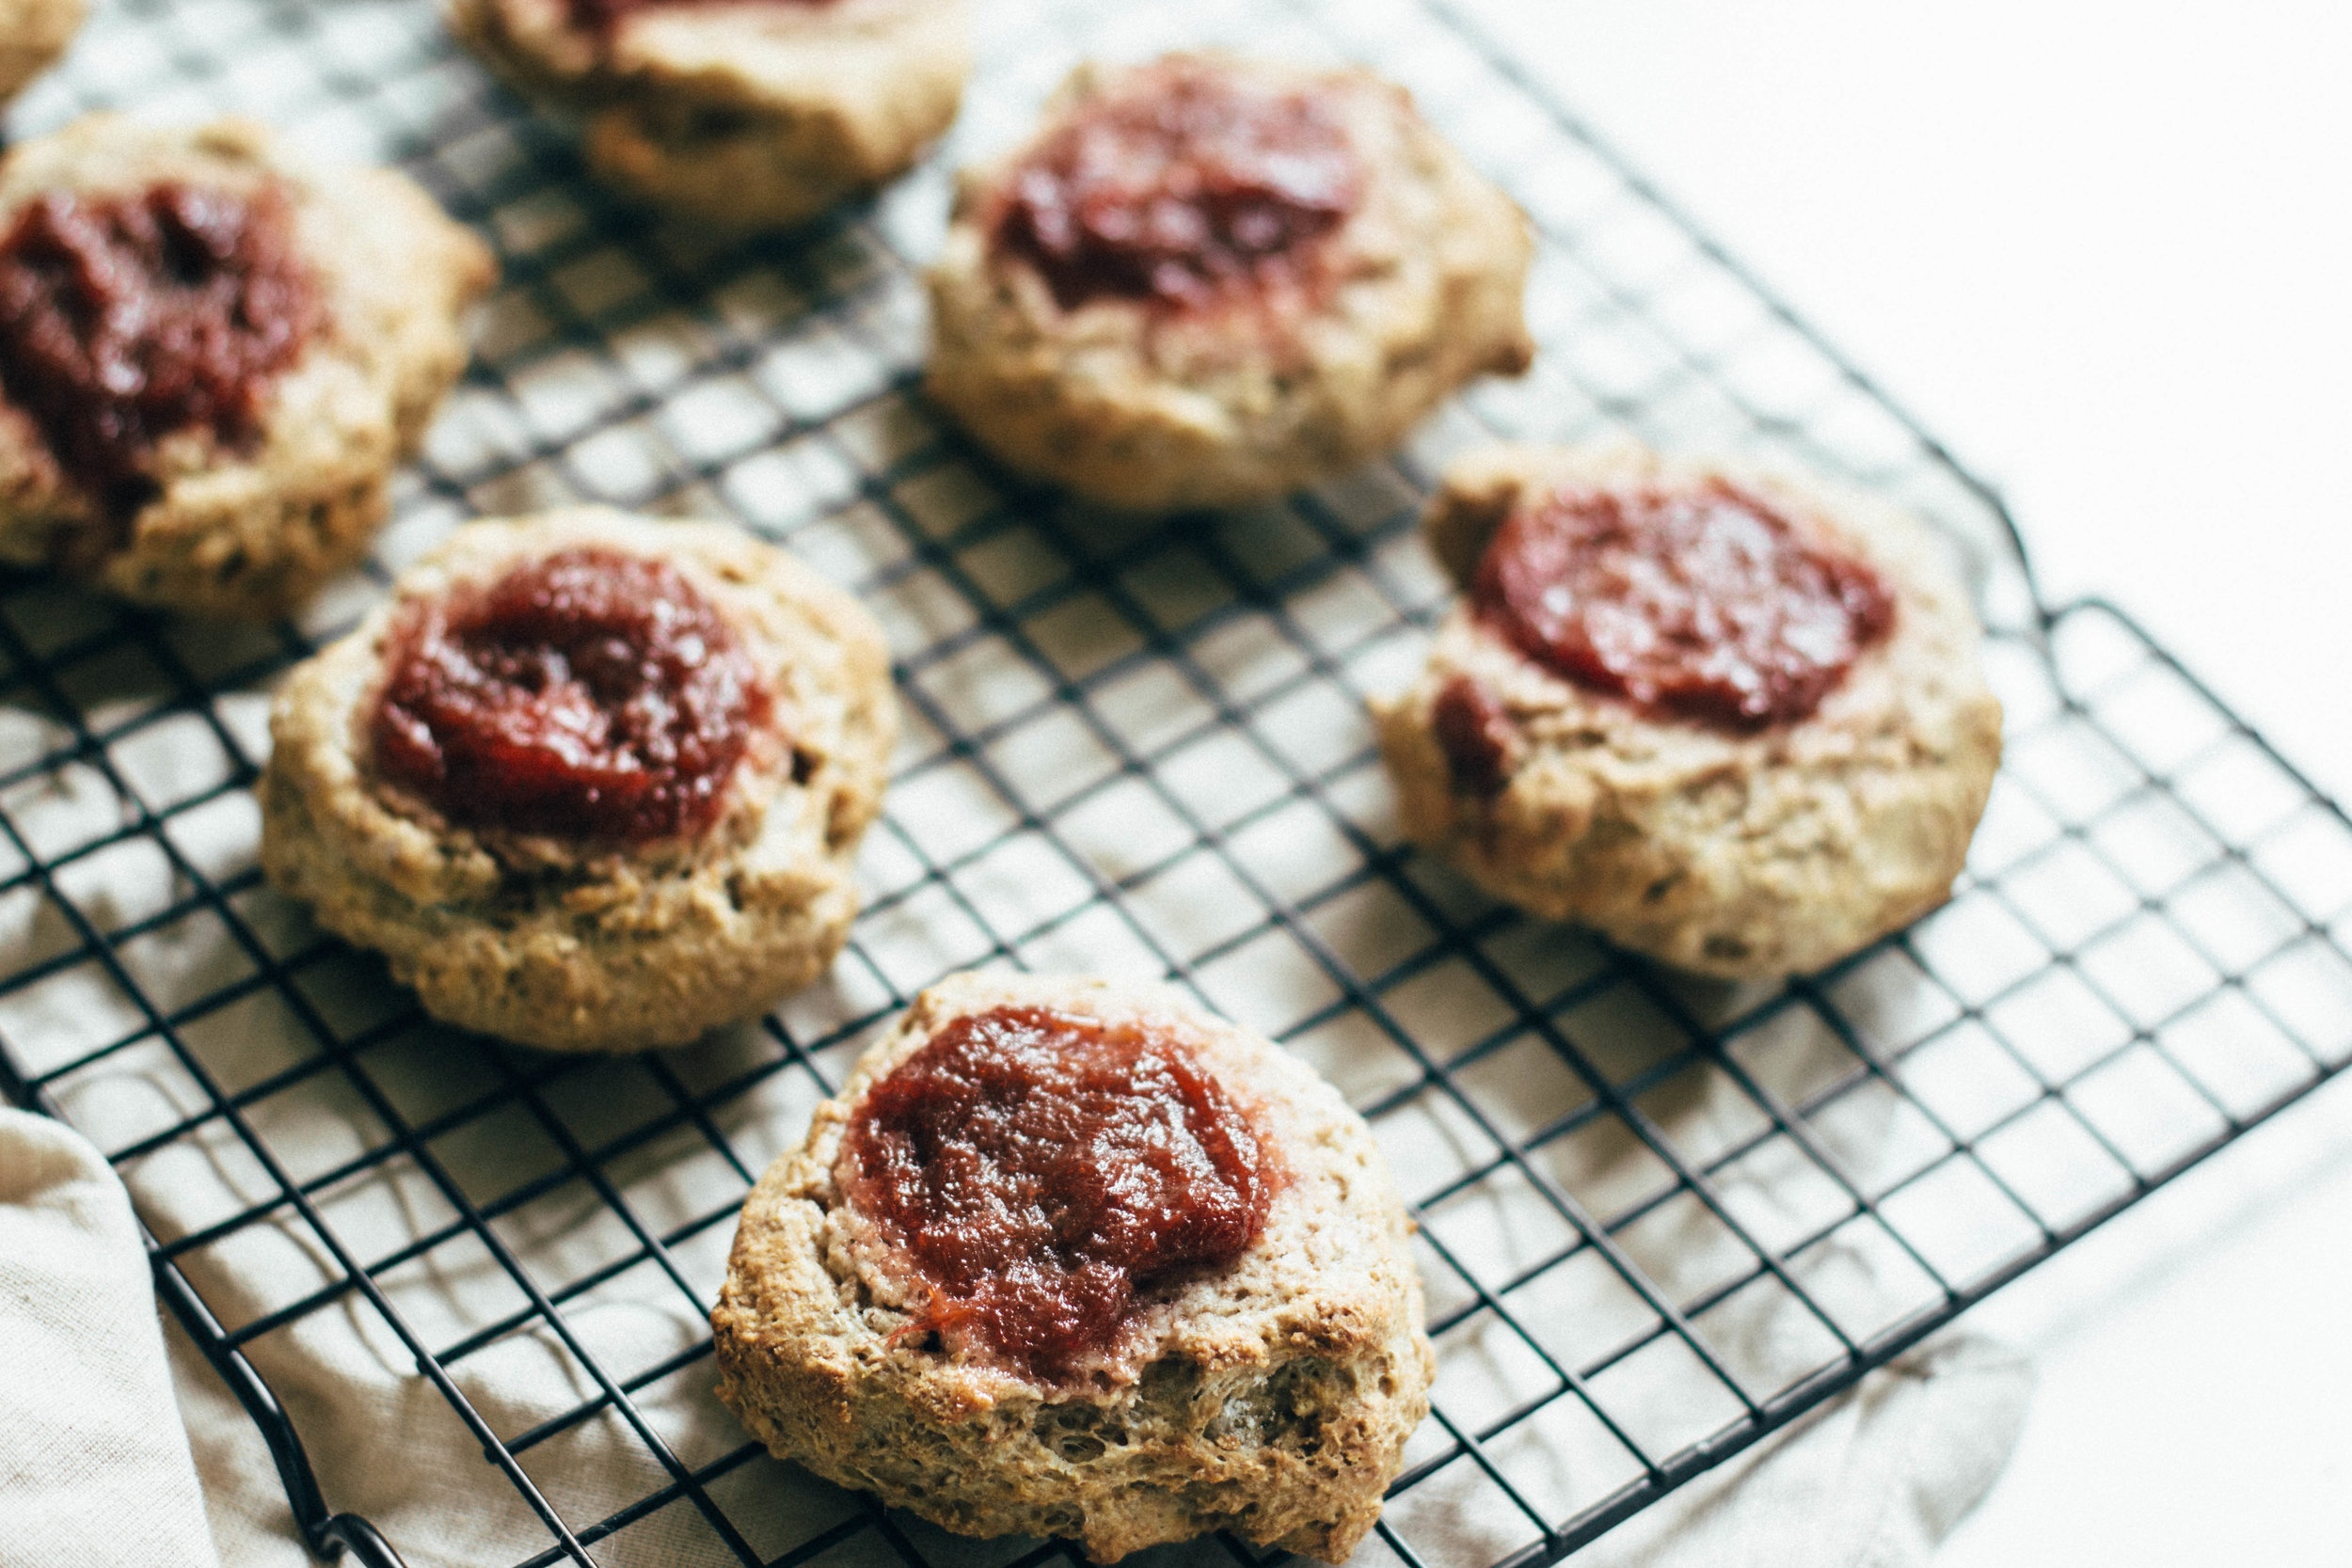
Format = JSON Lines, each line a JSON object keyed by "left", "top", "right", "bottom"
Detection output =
{"left": 0, "top": 115, "right": 495, "bottom": 619}
{"left": 1372, "top": 443, "right": 2005, "bottom": 980}
{"left": 447, "top": 0, "right": 969, "bottom": 230}
{"left": 260, "top": 509, "right": 897, "bottom": 1053}
{"left": 926, "top": 52, "right": 1534, "bottom": 513}
{"left": 711, "top": 971, "right": 1434, "bottom": 1565}
{"left": 0, "top": 0, "right": 84, "bottom": 103}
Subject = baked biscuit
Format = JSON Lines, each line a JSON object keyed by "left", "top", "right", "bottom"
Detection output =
{"left": 448, "top": 0, "right": 968, "bottom": 230}
{"left": 712, "top": 971, "right": 1432, "bottom": 1563}
{"left": 0, "top": 116, "right": 494, "bottom": 620}
{"left": 261, "top": 509, "right": 896, "bottom": 1052}
{"left": 927, "top": 53, "right": 1533, "bottom": 511}
{"left": 1372, "top": 444, "right": 2003, "bottom": 979}
{"left": 0, "top": 0, "right": 83, "bottom": 103}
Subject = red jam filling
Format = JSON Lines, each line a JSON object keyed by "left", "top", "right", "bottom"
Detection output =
{"left": 839, "top": 1004, "right": 1276, "bottom": 1382}
{"left": 371, "top": 547, "right": 770, "bottom": 843}
{"left": 1433, "top": 674, "right": 1513, "bottom": 797}
{"left": 562, "top": 0, "right": 831, "bottom": 35}
{"left": 993, "top": 60, "right": 1364, "bottom": 313}
{"left": 0, "top": 181, "right": 322, "bottom": 546}
{"left": 1471, "top": 480, "right": 1896, "bottom": 730}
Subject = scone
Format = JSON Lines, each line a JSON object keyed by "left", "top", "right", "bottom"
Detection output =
{"left": 448, "top": 0, "right": 968, "bottom": 230}
{"left": 0, "top": 116, "right": 494, "bottom": 620}
{"left": 260, "top": 509, "right": 896, "bottom": 1052}
{"left": 926, "top": 52, "right": 1534, "bottom": 511}
{"left": 1372, "top": 444, "right": 2003, "bottom": 979}
{"left": 0, "top": 116, "right": 495, "bottom": 618}
{"left": 711, "top": 971, "right": 1432, "bottom": 1563}
{"left": 0, "top": 0, "right": 83, "bottom": 103}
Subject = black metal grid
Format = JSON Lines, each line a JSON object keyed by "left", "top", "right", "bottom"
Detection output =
{"left": 4, "top": 0, "right": 2351, "bottom": 1565}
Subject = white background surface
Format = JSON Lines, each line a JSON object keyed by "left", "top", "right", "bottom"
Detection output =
{"left": 1448, "top": 1, "right": 2352, "bottom": 1559}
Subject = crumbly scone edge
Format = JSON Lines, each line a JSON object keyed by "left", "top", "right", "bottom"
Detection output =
{"left": 447, "top": 0, "right": 968, "bottom": 229}
{"left": 0, "top": 0, "right": 86, "bottom": 103}
{"left": 260, "top": 508, "right": 896, "bottom": 1052}
{"left": 0, "top": 115, "right": 496, "bottom": 619}
{"left": 924, "top": 53, "right": 1534, "bottom": 512}
{"left": 1371, "top": 442, "right": 2006, "bottom": 979}
{"left": 710, "top": 970, "right": 1433, "bottom": 1564}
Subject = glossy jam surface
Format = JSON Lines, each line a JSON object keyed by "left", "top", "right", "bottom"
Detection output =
{"left": 1472, "top": 481, "right": 1896, "bottom": 730}
{"left": 1432, "top": 674, "right": 1513, "bottom": 797}
{"left": 372, "top": 548, "right": 769, "bottom": 843}
{"left": 993, "top": 60, "right": 1363, "bottom": 312}
{"left": 563, "top": 0, "right": 830, "bottom": 35}
{"left": 0, "top": 182, "right": 321, "bottom": 541}
{"left": 840, "top": 1005, "right": 1275, "bottom": 1381}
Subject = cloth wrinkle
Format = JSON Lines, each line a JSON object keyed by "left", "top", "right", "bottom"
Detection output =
{"left": 0, "top": 1109, "right": 225, "bottom": 1568}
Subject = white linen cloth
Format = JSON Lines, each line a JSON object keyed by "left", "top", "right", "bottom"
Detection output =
{"left": 0, "top": 1117, "right": 2030, "bottom": 1568}
{"left": 166, "top": 1323, "right": 2032, "bottom": 1568}
{"left": 1580, "top": 1335, "right": 2030, "bottom": 1568}
{"left": 4, "top": 1076, "right": 2032, "bottom": 1568}
{"left": 0, "top": 693, "right": 2034, "bottom": 1566}
{"left": 0, "top": 1110, "right": 222, "bottom": 1568}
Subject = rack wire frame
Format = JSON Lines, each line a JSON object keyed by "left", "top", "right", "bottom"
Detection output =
{"left": 4, "top": 0, "right": 2352, "bottom": 1565}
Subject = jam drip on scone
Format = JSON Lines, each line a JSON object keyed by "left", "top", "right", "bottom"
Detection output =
{"left": 839, "top": 1005, "right": 1276, "bottom": 1382}
{"left": 0, "top": 181, "right": 323, "bottom": 551}
{"left": 993, "top": 59, "right": 1364, "bottom": 313}
{"left": 562, "top": 0, "right": 831, "bottom": 36}
{"left": 1432, "top": 674, "right": 1513, "bottom": 797}
{"left": 373, "top": 547, "right": 771, "bottom": 843}
{"left": 1473, "top": 481, "right": 1896, "bottom": 730}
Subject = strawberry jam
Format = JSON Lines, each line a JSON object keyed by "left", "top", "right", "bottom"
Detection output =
{"left": 1432, "top": 674, "right": 1513, "bottom": 797}
{"left": 1472, "top": 480, "right": 1895, "bottom": 730}
{"left": 993, "top": 58, "right": 1363, "bottom": 313}
{"left": 371, "top": 547, "right": 769, "bottom": 843}
{"left": 839, "top": 1004, "right": 1275, "bottom": 1382}
{"left": 0, "top": 181, "right": 322, "bottom": 547}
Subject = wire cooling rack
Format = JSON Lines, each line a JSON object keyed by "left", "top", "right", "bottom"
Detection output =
{"left": 6, "top": 0, "right": 2352, "bottom": 1564}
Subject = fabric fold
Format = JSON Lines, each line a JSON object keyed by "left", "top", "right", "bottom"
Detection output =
{"left": 1583, "top": 1333, "right": 2034, "bottom": 1568}
{"left": 0, "top": 1108, "right": 224, "bottom": 1568}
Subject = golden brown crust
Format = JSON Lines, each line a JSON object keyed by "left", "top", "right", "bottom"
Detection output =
{"left": 0, "top": 116, "right": 495, "bottom": 620}
{"left": 1371, "top": 443, "right": 2005, "bottom": 979}
{"left": 446, "top": 0, "right": 968, "bottom": 229}
{"left": 0, "top": 0, "right": 83, "bottom": 103}
{"left": 925, "top": 53, "right": 1534, "bottom": 512}
{"left": 259, "top": 508, "right": 897, "bottom": 1052}
{"left": 711, "top": 971, "right": 1433, "bottom": 1563}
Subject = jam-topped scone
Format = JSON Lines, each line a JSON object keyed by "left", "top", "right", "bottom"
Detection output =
{"left": 712, "top": 971, "right": 1432, "bottom": 1563}
{"left": 0, "top": 117, "right": 494, "bottom": 619}
{"left": 927, "top": 53, "right": 1534, "bottom": 512}
{"left": 1373, "top": 444, "right": 2004, "bottom": 979}
{"left": 447, "top": 0, "right": 967, "bottom": 230}
{"left": 260, "top": 510, "right": 895, "bottom": 1052}
{"left": 0, "top": 0, "right": 84, "bottom": 103}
